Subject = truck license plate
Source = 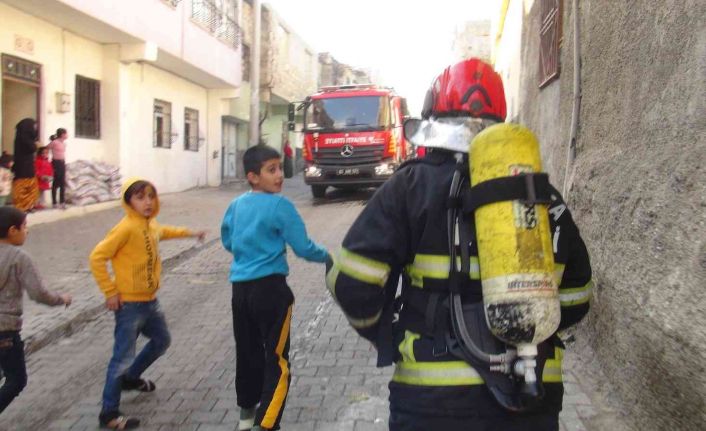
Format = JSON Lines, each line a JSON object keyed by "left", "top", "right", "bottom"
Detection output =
{"left": 337, "top": 168, "right": 360, "bottom": 176}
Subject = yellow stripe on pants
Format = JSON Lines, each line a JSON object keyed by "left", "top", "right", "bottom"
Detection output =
{"left": 261, "top": 305, "right": 292, "bottom": 429}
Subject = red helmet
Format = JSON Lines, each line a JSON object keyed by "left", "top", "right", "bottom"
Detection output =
{"left": 421, "top": 58, "right": 506, "bottom": 122}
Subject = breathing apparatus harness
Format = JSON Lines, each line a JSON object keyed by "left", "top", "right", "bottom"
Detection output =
{"left": 445, "top": 153, "right": 554, "bottom": 412}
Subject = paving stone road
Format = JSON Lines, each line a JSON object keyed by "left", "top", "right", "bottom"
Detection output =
{"left": 0, "top": 177, "right": 626, "bottom": 430}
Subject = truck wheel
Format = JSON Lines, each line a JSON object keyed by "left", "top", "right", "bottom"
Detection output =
{"left": 311, "top": 185, "right": 327, "bottom": 198}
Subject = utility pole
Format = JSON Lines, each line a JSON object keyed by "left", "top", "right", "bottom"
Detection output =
{"left": 249, "top": 0, "right": 261, "bottom": 146}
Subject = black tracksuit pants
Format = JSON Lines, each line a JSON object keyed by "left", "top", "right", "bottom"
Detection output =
{"left": 0, "top": 331, "right": 27, "bottom": 414}
{"left": 232, "top": 275, "right": 293, "bottom": 430}
{"left": 51, "top": 159, "right": 65, "bottom": 205}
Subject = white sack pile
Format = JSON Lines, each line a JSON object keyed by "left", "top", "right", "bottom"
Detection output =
{"left": 66, "top": 160, "right": 122, "bottom": 206}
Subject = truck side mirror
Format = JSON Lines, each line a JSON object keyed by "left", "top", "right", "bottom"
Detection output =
{"left": 403, "top": 118, "right": 424, "bottom": 146}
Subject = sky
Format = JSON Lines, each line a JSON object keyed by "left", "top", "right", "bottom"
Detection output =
{"left": 263, "top": 0, "right": 496, "bottom": 114}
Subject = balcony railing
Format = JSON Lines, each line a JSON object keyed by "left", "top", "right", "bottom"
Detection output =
{"left": 191, "top": 0, "right": 241, "bottom": 50}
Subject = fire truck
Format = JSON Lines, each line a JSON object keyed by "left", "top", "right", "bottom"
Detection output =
{"left": 289, "top": 84, "right": 410, "bottom": 198}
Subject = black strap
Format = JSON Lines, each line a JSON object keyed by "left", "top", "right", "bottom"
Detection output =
{"left": 376, "top": 269, "right": 401, "bottom": 367}
{"left": 425, "top": 293, "right": 440, "bottom": 331}
{"left": 422, "top": 292, "right": 448, "bottom": 356}
{"left": 464, "top": 173, "right": 552, "bottom": 214}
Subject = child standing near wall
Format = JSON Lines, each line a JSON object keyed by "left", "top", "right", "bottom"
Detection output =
{"left": 47, "top": 128, "right": 68, "bottom": 209}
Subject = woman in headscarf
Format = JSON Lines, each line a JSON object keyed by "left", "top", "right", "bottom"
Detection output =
{"left": 11, "top": 118, "right": 39, "bottom": 211}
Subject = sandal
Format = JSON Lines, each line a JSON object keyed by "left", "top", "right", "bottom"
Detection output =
{"left": 99, "top": 411, "right": 140, "bottom": 429}
{"left": 120, "top": 376, "right": 156, "bottom": 392}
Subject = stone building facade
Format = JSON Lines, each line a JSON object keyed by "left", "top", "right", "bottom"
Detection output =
{"left": 491, "top": 1, "right": 705, "bottom": 429}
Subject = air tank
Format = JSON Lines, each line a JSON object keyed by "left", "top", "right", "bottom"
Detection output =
{"left": 469, "top": 123, "right": 560, "bottom": 364}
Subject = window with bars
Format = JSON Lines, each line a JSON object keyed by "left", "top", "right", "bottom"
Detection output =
{"left": 184, "top": 108, "right": 199, "bottom": 151}
{"left": 539, "top": 0, "right": 562, "bottom": 88}
{"left": 242, "top": 43, "right": 251, "bottom": 82}
{"left": 75, "top": 76, "right": 101, "bottom": 139}
{"left": 153, "top": 100, "right": 172, "bottom": 149}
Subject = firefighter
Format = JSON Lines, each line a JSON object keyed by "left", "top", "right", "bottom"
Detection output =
{"left": 325, "top": 58, "right": 593, "bottom": 430}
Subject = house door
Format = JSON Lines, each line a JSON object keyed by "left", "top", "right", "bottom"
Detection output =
{"left": 222, "top": 119, "right": 238, "bottom": 181}
{"left": 1, "top": 54, "right": 41, "bottom": 154}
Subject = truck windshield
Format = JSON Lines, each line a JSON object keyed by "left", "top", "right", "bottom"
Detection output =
{"left": 305, "top": 96, "right": 390, "bottom": 132}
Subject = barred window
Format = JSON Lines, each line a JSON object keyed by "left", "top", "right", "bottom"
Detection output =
{"left": 153, "top": 100, "right": 172, "bottom": 149}
{"left": 539, "top": 0, "right": 562, "bottom": 88}
{"left": 75, "top": 76, "right": 100, "bottom": 139}
{"left": 242, "top": 43, "right": 251, "bottom": 82}
{"left": 184, "top": 108, "right": 199, "bottom": 151}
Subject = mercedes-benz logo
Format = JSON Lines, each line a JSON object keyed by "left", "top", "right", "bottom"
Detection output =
{"left": 341, "top": 144, "right": 354, "bottom": 157}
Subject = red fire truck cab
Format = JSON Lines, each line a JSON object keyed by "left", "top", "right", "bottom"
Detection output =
{"left": 289, "top": 84, "right": 410, "bottom": 198}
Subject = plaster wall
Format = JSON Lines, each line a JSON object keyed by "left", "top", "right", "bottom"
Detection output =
{"left": 119, "top": 63, "right": 209, "bottom": 193}
{"left": 0, "top": 3, "right": 114, "bottom": 163}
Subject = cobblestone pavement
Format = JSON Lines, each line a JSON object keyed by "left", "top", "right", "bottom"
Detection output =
{"left": 1, "top": 177, "right": 623, "bottom": 430}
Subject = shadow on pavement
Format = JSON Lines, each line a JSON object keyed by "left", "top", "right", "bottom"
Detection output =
{"left": 312, "top": 187, "right": 377, "bottom": 206}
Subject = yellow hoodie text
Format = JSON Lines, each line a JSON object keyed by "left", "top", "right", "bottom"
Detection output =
{"left": 89, "top": 178, "right": 193, "bottom": 302}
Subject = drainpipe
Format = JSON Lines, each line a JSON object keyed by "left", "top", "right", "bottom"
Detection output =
{"left": 249, "top": 0, "right": 261, "bottom": 146}
{"left": 562, "top": 0, "right": 582, "bottom": 198}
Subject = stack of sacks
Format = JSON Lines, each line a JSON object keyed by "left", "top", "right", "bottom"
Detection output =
{"left": 65, "top": 160, "right": 122, "bottom": 206}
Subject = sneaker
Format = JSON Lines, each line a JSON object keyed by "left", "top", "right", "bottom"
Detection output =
{"left": 98, "top": 410, "right": 140, "bottom": 429}
{"left": 60, "top": 203, "right": 67, "bottom": 210}
{"left": 239, "top": 407, "right": 256, "bottom": 430}
{"left": 120, "top": 375, "right": 156, "bottom": 392}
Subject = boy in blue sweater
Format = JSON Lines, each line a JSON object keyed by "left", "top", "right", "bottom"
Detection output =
{"left": 221, "top": 145, "right": 329, "bottom": 431}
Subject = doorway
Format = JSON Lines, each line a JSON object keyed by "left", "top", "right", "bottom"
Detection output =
{"left": 222, "top": 118, "right": 238, "bottom": 181}
{"left": 1, "top": 54, "right": 41, "bottom": 154}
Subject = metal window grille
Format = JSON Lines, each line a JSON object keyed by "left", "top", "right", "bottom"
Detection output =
{"left": 539, "top": 0, "right": 562, "bottom": 88}
{"left": 75, "top": 76, "right": 101, "bottom": 139}
{"left": 184, "top": 108, "right": 199, "bottom": 151}
{"left": 153, "top": 100, "right": 172, "bottom": 149}
{"left": 191, "top": 0, "right": 241, "bottom": 49}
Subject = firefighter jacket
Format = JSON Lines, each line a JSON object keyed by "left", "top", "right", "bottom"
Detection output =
{"left": 325, "top": 151, "right": 593, "bottom": 418}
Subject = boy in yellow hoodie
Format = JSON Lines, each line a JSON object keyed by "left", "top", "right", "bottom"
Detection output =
{"left": 90, "top": 178, "right": 205, "bottom": 429}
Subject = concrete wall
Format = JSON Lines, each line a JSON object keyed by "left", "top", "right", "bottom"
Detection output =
{"left": 493, "top": 1, "right": 706, "bottom": 429}
{"left": 0, "top": 2, "right": 240, "bottom": 192}
{"left": 263, "top": 6, "right": 317, "bottom": 102}
{"left": 119, "top": 63, "right": 209, "bottom": 193}
{"left": 260, "top": 104, "right": 289, "bottom": 152}
{"left": 453, "top": 20, "right": 492, "bottom": 63}
{"left": 0, "top": 3, "right": 112, "bottom": 162}
{"left": 60, "top": 0, "right": 240, "bottom": 86}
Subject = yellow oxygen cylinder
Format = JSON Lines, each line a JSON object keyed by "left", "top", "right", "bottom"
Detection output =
{"left": 469, "top": 123, "right": 559, "bottom": 359}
